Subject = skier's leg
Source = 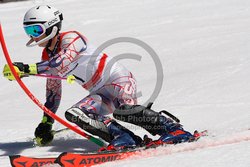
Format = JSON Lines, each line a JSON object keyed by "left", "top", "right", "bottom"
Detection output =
{"left": 65, "top": 94, "right": 112, "bottom": 142}
{"left": 113, "top": 103, "right": 194, "bottom": 144}
{"left": 95, "top": 72, "right": 142, "bottom": 149}
{"left": 65, "top": 94, "right": 142, "bottom": 148}
{"left": 98, "top": 71, "right": 137, "bottom": 107}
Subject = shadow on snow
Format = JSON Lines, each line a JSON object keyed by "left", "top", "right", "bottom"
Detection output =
{"left": 0, "top": 138, "right": 100, "bottom": 156}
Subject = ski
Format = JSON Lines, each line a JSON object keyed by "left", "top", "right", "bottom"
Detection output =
{"left": 9, "top": 149, "right": 139, "bottom": 167}
{"left": 9, "top": 155, "right": 57, "bottom": 167}
{"left": 9, "top": 146, "right": 149, "bottom": 167}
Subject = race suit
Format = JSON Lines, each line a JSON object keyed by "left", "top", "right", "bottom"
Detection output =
{"left": 36, "top": 31, "right": 137, "bottom": 122}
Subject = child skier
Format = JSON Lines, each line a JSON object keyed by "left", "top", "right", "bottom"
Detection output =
{"left": 3, "top": 5, "right": 195, "bottom": 150}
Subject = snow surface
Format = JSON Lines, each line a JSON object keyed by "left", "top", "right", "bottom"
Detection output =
{"left": 0, "top": 0, "right": 250, "bottom": 166}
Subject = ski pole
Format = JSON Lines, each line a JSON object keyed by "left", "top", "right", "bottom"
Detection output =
{"left": 159, "top": 110, "right": 180, "bottom": 123}
{"left": 33, "top": 74, "right": 76, "bottom": 84}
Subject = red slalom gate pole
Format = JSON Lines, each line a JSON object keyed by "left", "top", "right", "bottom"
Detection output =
{"left": 0, "top": 24, "right": 105, "bottom": 147}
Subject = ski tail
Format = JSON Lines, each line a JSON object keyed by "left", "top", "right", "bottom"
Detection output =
{"left": 9, "top": 155, "right": 56, "bottom": 167}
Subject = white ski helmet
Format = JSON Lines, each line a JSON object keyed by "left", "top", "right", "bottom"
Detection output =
{"left": 23, "top": 5, "right": 63, "bottom": 47}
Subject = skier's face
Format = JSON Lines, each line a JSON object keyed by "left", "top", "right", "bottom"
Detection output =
{"left": 33, "top": 34, "right": 48, "bottom": 47}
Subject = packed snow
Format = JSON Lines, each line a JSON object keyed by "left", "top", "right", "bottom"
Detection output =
{"left": 0, "top": 0, "right": 250, "bottom": 166}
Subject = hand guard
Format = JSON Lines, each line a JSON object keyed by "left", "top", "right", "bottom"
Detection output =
{"left": 34, "top": 117, "right": 54, "bottom": 146}
{"left": 3, "top": 62, "right": 37, "bottom": 81}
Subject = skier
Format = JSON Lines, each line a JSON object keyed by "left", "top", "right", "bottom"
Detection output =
{"left": 3, "top": 5, "right": 195, "bottom": 150}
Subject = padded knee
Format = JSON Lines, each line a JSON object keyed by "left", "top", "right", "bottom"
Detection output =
{"left": 65, "top": 107, "right": 112, "bottom": 142}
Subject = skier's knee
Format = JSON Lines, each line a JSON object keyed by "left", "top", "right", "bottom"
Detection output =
{"left": 65, "top": 107, "right": 89, "bottom": 124}
{"left": 65, "top": 107, "right": 112, "bottom": 142}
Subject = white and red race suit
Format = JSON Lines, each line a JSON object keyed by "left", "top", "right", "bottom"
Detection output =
{"left": 36, "top": 31, "right": 137, "bottom": 120}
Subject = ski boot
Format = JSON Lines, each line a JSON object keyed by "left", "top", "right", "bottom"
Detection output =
{"left": 114, "top": 102, "right": 194, "bottom": 147}
{"left": 99, "top": 121, "right": 142, "bottom": 152}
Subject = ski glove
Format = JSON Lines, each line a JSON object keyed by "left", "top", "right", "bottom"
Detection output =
{"left": 34, "top": 117, "right": 54, "bottom": 146}
{"left": 3, "top": 62, "right": 37, "bottom": 81}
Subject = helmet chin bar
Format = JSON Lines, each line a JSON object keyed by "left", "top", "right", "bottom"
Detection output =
{"left": 26, "top": 26, "right": 58, "bottom": 47}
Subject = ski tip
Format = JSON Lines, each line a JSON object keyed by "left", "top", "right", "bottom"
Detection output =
{"left": 193, "top": 130, "right": 208, "bottom": 140}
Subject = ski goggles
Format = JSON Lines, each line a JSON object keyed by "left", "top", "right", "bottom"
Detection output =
{"left": 24, "top": 24, "right": 46, "bottom": 38}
